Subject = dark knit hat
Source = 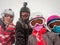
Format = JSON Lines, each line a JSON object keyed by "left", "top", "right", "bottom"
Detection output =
{"left": 20, "top": 2, "right": 30, "bottom": 16}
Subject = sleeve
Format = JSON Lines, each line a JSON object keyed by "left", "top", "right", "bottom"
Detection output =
{"left": 27, "top": 35, "right": 35, "bottom": 45}
{"left": 0, "top": 25, "right": 6, "bottom": 44}
{"left": 47, "top": 32, "right": 56, "bottom": 42}
{"left": 27, "top": 35, "right": 31, "bottom": 45}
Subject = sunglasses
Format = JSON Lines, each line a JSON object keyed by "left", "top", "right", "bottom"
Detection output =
{"left": 48, "top": 20, "right": 60, "bottom": 28}
{"left": 30, "top": 18, "right": 44, "bottom": 27}
{"left": 5, "top": 14, "right": 13, "bottom": 18}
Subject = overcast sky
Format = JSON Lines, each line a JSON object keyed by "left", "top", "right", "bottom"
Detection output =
{"left": 0, "top": 0, "right": 60, "bottom": 24}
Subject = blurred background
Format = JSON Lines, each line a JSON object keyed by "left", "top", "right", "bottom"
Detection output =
{"left": 0, "top": 0, "right": 60, "bottom": 25}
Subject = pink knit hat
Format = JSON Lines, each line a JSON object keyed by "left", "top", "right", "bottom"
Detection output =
{"left": 47, "top": 15, "right": 60, "bottom": 25}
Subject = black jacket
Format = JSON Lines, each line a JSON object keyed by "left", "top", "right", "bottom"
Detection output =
{"left": 15, "top": 19, "right": 32, "bottom": 45}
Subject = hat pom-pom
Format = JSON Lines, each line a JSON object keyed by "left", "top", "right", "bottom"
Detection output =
{"left": 23, "top": 2, "right": 27, "bottom": 7}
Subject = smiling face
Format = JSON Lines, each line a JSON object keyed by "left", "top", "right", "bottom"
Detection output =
{"left": 21, "top": 12, "right": 29, "bottom": 20}
{"left": 3, "top": 14, "right": 13, "bottom": 24}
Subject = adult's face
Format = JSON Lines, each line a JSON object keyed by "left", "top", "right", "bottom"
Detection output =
{"left": 21, "top": 12, "right": 29, "bottom": 20}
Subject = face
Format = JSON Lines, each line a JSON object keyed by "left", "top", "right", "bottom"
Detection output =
{"left": 21, "top": 12, "right": 29, "bottom": 20}
{"left": 4, "top": 14, "right": 13, "bottom": 24}
{"left": 48, "top": 20, "right": 60, "bottom": 29}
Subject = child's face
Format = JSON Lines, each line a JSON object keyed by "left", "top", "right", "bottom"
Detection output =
{"left": 48, "top": 20, "right": 60, "bottom": 29}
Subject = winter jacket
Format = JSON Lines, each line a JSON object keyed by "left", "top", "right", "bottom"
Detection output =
{"left": 46, "top": 31, "right": 60, "bottom": 45}
{"left": 27, "top": 31, "right": 60, "bottom": 45}
{"left": 0, "top": 19, "right": 15, "bottom": 45}
{"left": 15, "top": 19, "right": 32, "bottom": 45}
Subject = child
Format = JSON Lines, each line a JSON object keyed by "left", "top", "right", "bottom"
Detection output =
{"left": 46, "top": 15, "right": 60, "bottom": 45}
{"left": 27, "top": 13, "right": 53, "bottom": 45}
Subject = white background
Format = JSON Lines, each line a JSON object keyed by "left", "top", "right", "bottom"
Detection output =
{"left": 0, "top": 0, "right": 60, "bottom": 25}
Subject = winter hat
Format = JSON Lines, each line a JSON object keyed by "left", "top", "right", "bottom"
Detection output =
{"left": 47, "top": 15, "right": 60, "bottom": 25}
{"left": 20, "top": 2, "right": 30, "bottom": 18}
{"left": 29, "top": 12, "right": 45, "bottom": 21}
{"left": 2, "top": 9, "right": 14, "bottom": 17}
{"left": 29, "top": 12, "right": 45, "bottom": 28}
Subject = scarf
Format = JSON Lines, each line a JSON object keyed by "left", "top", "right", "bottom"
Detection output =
{"left": 32, "top": 28, "right": 48, "bottom": 45}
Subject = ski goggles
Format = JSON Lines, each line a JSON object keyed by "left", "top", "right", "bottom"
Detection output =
{"left": 48, "top": 20, "right": 60, "bottom": 28}
{"left": 29, "top": 18, "right": 44, "bottom": 27}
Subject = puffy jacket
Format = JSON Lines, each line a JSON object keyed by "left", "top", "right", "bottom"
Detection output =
{"left": 15, "top": 19, "right": 32, "bottom": 45}
{"left": 0, "top": 19, "right": 15, "bottom": 45}
{"left": 27, "top": 31, "right": 60, "bottom": 45}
